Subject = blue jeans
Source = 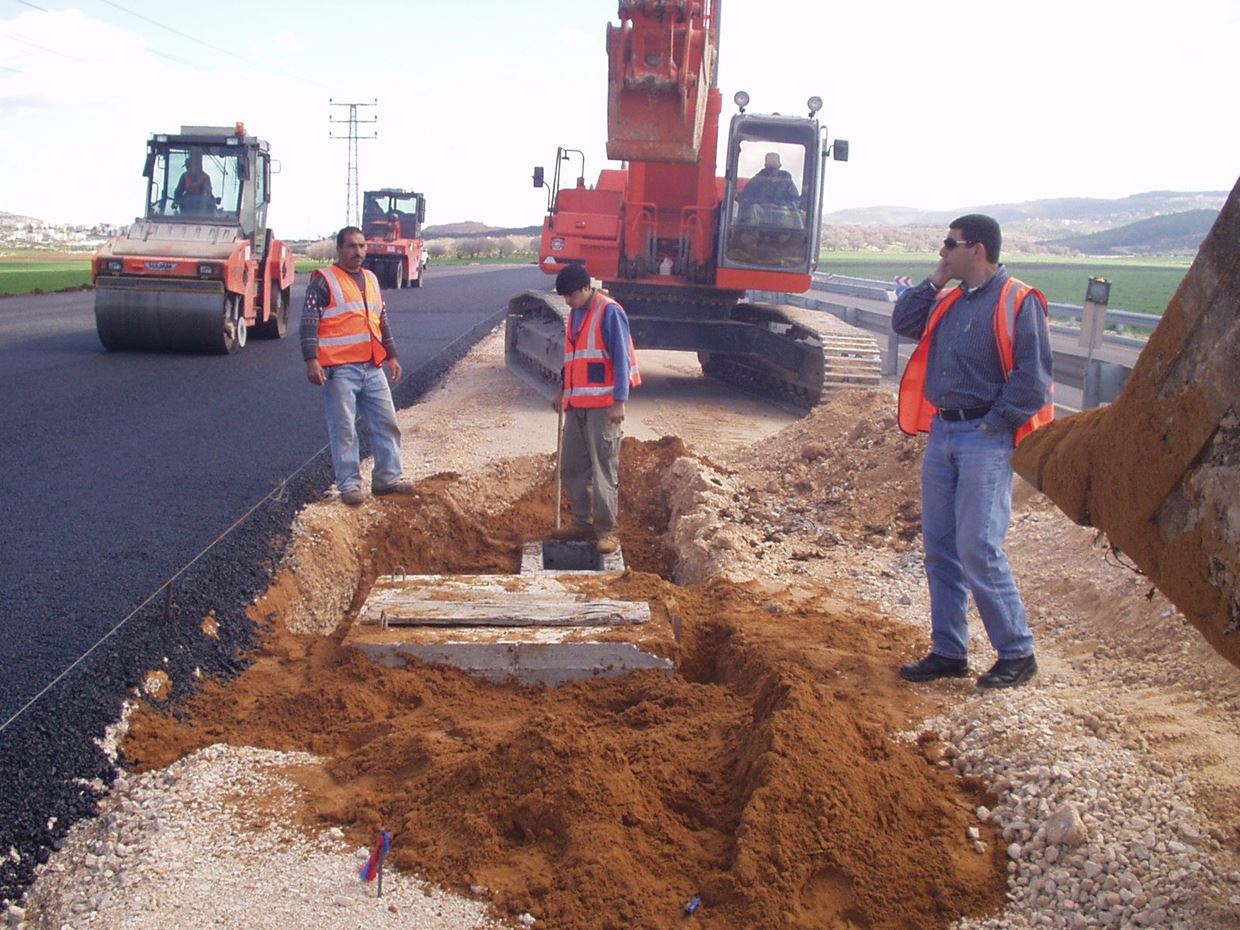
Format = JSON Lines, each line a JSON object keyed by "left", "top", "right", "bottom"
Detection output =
{"left": 322, "top": 362, "right": 404, "bottom": 493}
{"left": 920, "top": 418, "right": 1034, "bottom": 661}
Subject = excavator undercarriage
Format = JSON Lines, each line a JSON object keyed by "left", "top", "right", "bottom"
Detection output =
{"left": 505, "top": 289, "right": 881, "bottom": 410}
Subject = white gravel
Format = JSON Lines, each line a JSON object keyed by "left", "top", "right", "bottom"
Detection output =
{"left": 12, "top": 744, "right": 499, "bottom": 930}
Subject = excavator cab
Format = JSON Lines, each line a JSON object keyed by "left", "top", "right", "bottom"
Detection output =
{"left": 718, "top": 110, "right": 839, "bottom": 275}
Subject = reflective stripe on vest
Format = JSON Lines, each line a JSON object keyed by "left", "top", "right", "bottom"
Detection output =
{"left": 897, "top": 277, "right": 1054, "bottom": 445}
{"left": 563, "top": 291, "right": 640, "bottom": 408}
{"left": 314, "top": 265, "right": 388, "bottom": 367}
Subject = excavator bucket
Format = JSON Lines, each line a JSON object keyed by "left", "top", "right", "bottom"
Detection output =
{"left": 1012, "top": 176, "right": 1240, "bottom": 670}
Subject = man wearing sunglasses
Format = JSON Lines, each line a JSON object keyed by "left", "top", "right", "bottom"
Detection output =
{"left": 891, "top": 214, "right": 1054, "bottom": 689}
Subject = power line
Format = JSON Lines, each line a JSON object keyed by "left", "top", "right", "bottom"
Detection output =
{"left": 329, "top": 99, "right": 378, "bottom": 228}
{"left": 90, "top": 0, "right": 329, "bottom": 89}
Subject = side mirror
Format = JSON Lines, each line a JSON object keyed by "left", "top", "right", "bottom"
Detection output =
{"left": 532, "top": 166, "right": 545, "bottom": 188}
{"left": 832, "top": 140, "right": 849, "bottom": 162}
{"left": 143, "top": 151, "right": 156, "bottom": 179}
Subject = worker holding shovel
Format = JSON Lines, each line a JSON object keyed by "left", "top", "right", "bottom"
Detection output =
{"left": 550, "top": 263, "right": 640, "bottom": 555}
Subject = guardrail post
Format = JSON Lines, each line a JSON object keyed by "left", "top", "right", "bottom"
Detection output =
{"left": 1083, "top": 359, "right": 1130, "bottom": 408}
{"left": 886, "top": 330, "right": 901, "bottom": 376}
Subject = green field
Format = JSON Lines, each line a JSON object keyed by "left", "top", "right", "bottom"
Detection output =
{"left": 819, "top": 251, "right": 1190, "bottom": 317}
{"left": 1, "top": 251, "right": 1191, "bottom": 315}
{"left": 0, "top": 258, "right": 93, "bottom": 295}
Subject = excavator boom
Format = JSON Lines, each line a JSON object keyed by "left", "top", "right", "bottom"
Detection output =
{"left": 1013, "top": 176, "right": 1240, "bottom": 671}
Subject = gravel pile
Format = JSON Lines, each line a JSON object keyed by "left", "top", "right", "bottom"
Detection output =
{"left": 12, "top": 744, "right": 499, "bottom": 930}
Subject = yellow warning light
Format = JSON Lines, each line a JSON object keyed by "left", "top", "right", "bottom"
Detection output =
{"left": 234, "top": 121, "right": 246, "bottom": 136}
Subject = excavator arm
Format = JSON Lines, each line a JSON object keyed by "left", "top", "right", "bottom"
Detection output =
{"left": 605, "top": 0, "right": 717, "bottom": 164}
{"left": 1013, "top": 176, "right": 1240, "bottom": 671}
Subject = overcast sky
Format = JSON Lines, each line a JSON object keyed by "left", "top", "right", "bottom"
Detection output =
{"left": 2, "top": 0, "right": 1237, "bottom": 237}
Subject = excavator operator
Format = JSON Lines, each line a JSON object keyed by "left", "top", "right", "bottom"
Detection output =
{"left": 737, "top": 152, "right": 801, "bottom": 225}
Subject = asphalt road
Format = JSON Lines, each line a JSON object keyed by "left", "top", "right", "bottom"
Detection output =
{"left": 0, "top": 262, "right": 546, "bottom": 904}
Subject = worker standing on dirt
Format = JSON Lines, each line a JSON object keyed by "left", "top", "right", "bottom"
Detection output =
{"left": 891, "top": 214, "right": 1054, "bottom": 689}
{"left": 551, "top": 263, "right": 641, "bottom": 555}
{"left": 301, "top": 226, "right": 413, "bottom": 507}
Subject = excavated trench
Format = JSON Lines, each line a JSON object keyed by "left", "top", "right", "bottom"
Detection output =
{"left": 123, "top": 437, "right": 1008, "bottom": 930}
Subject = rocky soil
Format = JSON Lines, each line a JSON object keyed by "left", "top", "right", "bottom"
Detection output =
{"left": 9, "top": 330, "right": 1240, "bottom": 930}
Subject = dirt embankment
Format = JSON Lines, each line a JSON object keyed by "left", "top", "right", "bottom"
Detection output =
{"left": 123, "top": 429, "right": 1004, "bottom": 930}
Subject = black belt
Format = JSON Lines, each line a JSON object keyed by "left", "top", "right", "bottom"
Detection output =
{"left": 938, "top": 404, "right": 991, "bottom": 422}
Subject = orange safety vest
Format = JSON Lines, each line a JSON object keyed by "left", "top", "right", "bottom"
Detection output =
{"left": 563, "top": 290, "right": 641, "bottom": 409}
{"left": 898, "top": 277, "right": 1054, "bottom": 445}
{"left": 179, "top": 171, "right": 211, "bottom": 196}
{"left": 313, "top": 264, "right": 388, "bottom": 367}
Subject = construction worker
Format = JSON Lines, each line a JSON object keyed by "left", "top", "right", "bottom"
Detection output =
{"left": 892, "top": 214, "right": 1053, "bottom": 689}
{"left": 301, "top": 226, "right": 413, "bottom": 506}
{"left": 173, "top": 152, "right": 214, "bottom": 214}
{"left": 736, "top": 151, "right": 801, "bottom": 222}
{"left": 551, "top": 263, "right": 640, "bottom": 555}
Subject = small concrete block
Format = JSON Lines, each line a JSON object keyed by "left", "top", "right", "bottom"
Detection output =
{"left": 521, "top": 539, "right": 625, "bottom": 574}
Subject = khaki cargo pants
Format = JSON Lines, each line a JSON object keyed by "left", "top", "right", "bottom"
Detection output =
{"left": 562, "top": 406, "right": 622, "bottom": 534}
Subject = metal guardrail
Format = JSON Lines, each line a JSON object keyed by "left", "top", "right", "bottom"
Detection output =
{"left": 755, "top": 273, "right": 1150, "bottom": 409}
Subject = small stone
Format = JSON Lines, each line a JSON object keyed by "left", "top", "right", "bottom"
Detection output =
{"left": 518, "top": 913, "right": 537, "bottom": 928}
{"left": 332, "top": 895, "right": 352, "bottom": 908}
{"left": 1045, "top": 803, "right": 1089, "bottom": 847}
{"left": 1008, "top": 842, "right": 1023, "bottom": 860}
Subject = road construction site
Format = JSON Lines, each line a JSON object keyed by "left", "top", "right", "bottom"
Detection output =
{"left": 13, "top": 324, "right": 1240, "bottom": 930}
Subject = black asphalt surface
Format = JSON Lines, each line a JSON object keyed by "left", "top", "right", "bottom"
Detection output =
{"left": 0, "top": 263, "right": 547, "bottom": 905}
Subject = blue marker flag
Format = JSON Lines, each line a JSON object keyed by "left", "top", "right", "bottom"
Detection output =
{"left": 359, "top": 831, "right": 391, "bottom": 882}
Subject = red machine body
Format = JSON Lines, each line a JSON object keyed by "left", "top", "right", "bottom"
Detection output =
{"left": 510, "top": 0, "right": 860, "bottom": 406}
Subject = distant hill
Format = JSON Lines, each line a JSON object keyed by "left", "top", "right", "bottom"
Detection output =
{"left": 423, "top": 221, "right": 541, "bottom": 238}
{"left": 824, "top": 190, "right": 1227, "bottom": 256}
{"left": 1039, "top": 209, "right": 1217, "bottom": 255}
{"left": 827, "top": 190, "right": 1227, "bottom": 229}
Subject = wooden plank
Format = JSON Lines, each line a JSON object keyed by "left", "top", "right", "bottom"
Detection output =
{"left": 360, "top": 592, "right": 650, "bottom": 627}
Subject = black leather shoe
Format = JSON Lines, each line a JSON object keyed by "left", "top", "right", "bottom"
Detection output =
{"left": 977, "top": 655, "right": 1037, "bottom": 689}
{"left": 899, "top": 653, "right": 971, "bottom": 682}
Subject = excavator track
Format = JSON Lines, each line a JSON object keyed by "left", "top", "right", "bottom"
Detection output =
{"left": 698, "top": 302, "right": 882, "bottom": 409}
{"left": 505, "top": 288, "right": 882, "bottom": 409}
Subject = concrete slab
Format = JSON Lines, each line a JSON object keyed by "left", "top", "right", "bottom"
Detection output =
{"left": 351, "top": 641, "right": 674, "bottom": 686}
{"left": 347, "top": 566, "right": 672, "bottom": 686}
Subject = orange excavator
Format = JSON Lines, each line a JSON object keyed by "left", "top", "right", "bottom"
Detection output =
{"left": 506, "top": 0, "right": 879, "bottom": 408}
{"left": 93, "top": 124, "right": 295, "bottom": 354}
{"left": 361, "top": 188, "right": 428, "bottom": 290}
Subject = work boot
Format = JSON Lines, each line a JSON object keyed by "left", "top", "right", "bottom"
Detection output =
{"left": 373, "top": 479, "right": 415, "bottom": 496}
{"left": 977, "top": 655, "right": 1038, "bottom": 690}
{"left": 595, "top": 533, "right": 620, "bottom": 555}
{"left": 340, "top": 487, "right": 365, "bottom": 507}
{"left": 898, "top": 653, "right": 971, "bottom": 682}
{"left": 550, "top": 523, "right": 593, "bottom": 541}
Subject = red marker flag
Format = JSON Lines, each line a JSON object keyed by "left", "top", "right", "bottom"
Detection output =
{"left": 359, "top": 831, "right": 391, "bottom": 882}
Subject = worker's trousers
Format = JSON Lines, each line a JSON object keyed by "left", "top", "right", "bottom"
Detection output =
{"left": 322, "top": 362, "right": 404, "bottom": 493}
{"left": 920, "top": 418, "right": 1034, "bottom": 661}
{"left": 562, "top": 406, "right": 622, "bottom": 534}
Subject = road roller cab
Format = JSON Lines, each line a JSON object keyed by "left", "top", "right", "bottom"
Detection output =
{"left": 93, "top": 123, "right": 295, "bottom": 354}
{"left": 361, "top": 188, "right": 427, "bottom": 290}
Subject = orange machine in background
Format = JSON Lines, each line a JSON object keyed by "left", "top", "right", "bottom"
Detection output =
{"left": 506, "top": 0, "right": 874, "bottom": 407}
{"left": 93, "top": 124, "right": 295, "bottom": 355}
{"left": 361, "top": 189, "right": 428, "bottom": 290}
